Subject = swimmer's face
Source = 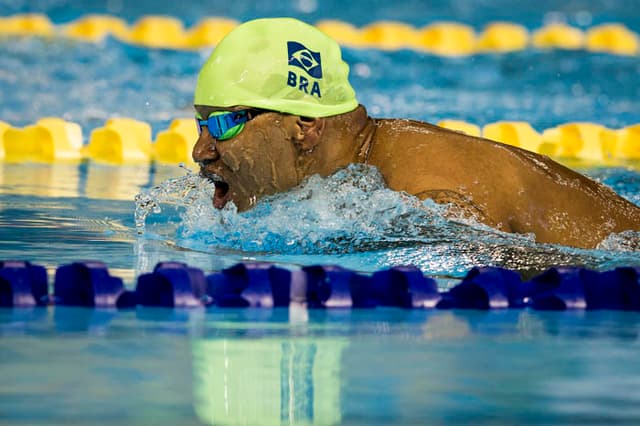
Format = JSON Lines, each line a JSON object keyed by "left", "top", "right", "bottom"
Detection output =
{"left": 192, "top": 105, "right": 301, "bottom": 211}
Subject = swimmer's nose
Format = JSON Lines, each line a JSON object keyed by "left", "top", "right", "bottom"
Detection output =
{"left": 192, "top": 129, "right": 220, "bottom": 164}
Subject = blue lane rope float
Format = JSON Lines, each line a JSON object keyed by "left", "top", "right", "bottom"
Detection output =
{"left": 0, "top": 261, "right": 48, "bottom": 307}
{"left": 302, "top": 265, "right": 377, "bottom": 308}
{"left": 1, "top": 260, "right": 640, "bottom": 311}
{"left": 137, "top": 261, "right": 207, "bottom": 308}
{"left": 0, "top": 14, "right": 639, "bottom": 56}
{"left": 54, "top": 261, "right": 127, "bottom": 308}
{"left": 438, "top": 266, "right": 525, "bottom": 309}
{"left": 370, "top": 266, "right": 441, "bottom": 308}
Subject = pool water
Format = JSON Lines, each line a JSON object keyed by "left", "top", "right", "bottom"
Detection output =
{"left": 4, "top": 308, "right": 640, "bottom": 425}
{"left": 2, "top": 162, "right": 638, "bottom": 282}
{"left": 2, "top": 0, "right": 640, "bottom": 424}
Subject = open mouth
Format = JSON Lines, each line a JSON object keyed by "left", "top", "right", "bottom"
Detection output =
{"left": 213, "top": 180, "right": 230, "bottom": 209}
{"left": 200, "top": 169, "right": 231, "bottom": 209}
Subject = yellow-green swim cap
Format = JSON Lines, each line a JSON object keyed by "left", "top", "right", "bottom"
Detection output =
{"left": 194, "top": 18, "right": 358, "bottom": 118}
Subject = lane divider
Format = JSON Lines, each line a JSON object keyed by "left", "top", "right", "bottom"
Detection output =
{"left": 3, "top": 117, "right": 83, "bottom": 163}
{"left": 2, "top": 117, "right": 638, "bottom": 165}
{"left": 151, "top": 118, "right": 198, "bottom": 165}
{"left": 87, "top": 118, "right": 153, "bottom": 164}
{"left": 1, "top": 260, "right": 639, "bottom": 311}
{"left": 0, "top": 14, "right": 639, "bottom": 56}
{"left": 0, "top": 117, "right": 197, "bottom": 165}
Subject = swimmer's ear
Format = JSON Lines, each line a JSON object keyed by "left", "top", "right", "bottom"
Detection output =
{"left": 293, "top": 116, "right": 325, "bottom": 152}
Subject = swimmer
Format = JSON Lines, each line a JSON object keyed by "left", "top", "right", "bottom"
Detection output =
{"left": 191, "top": 17, "right": 640, "bottom": 249}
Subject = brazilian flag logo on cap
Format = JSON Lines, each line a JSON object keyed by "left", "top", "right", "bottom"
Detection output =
{"left": 288, "top": 41, "right": 323, "bottom": 79}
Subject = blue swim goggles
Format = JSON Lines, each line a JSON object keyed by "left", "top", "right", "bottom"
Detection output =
{"left": 196, "top": 109, "right": 264, "bottom": 141}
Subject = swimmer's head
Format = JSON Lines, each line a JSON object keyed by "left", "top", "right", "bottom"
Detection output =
{"left": 194, "top": 18, "right": 358, "bottom": 117}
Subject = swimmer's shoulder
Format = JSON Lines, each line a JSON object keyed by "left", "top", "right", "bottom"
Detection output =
{"left": 372, "top": 117, "right": 507, "bottom": 151}
{"left": 374, "top": 117, "right": 442, "bottom": 135}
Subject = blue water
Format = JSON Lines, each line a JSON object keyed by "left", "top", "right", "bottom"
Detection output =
{"left": 3, "top": 308, "right": 640, "bottom": 425}
{"left": 2, "top": 0, "right": 640, "bottom": 424}
{"left": 2, "top": 36, "right": 640, "bottom": 132}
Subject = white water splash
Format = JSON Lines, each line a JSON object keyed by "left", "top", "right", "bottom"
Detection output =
{"left": 134, "top": 166, "right": 215, "bottom": 234}
{"left": 173, "top": 164, "right": 523, "bottom": 254}
{"left": 597, "top": 230, "right": 640, "bottom": 252}
{"left": 134, "top": 164, "right": 640, "bottom": 274}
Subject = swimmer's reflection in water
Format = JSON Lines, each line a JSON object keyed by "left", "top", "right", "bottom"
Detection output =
{"left": 192, "top": 338, "right": 346, "bottom": 425}
{"left": 190, "top": 310, "right": 640, "bottom": 425}
{"left": 190, "top": 18, "right": 640, "bottom": 249}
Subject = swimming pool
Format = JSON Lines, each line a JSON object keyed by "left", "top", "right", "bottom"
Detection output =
{"left": 2, "top": 0, "right": 640, "bottom": 424}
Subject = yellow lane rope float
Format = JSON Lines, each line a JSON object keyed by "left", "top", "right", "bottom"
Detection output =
{"left": 0, "top": 14, "right": 638, "bottom": 56}
{"left": 1, "top": 117, "right": 638, "bottom": 165}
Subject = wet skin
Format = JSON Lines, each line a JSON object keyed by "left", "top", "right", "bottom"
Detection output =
{"left": 192, "top": 104, "right": 640, "bottom": 249}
